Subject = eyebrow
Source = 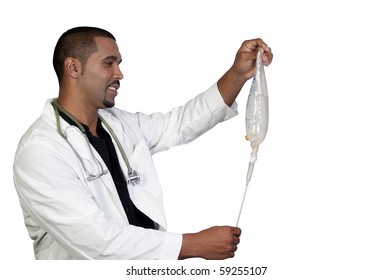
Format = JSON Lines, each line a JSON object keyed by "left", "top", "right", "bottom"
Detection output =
{"left": 103, "top": 55, "right": 122, "bottom": 64}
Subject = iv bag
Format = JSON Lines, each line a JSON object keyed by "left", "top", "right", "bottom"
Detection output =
{"left": 245, "top": 48, "right": 269, "bottom": 149}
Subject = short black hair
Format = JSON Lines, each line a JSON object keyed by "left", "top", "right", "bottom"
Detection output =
{"left": 53, "top": 26, "right": 116, "bottom": 83}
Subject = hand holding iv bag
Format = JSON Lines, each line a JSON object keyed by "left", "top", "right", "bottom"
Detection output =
{"left": 236, "top": 47, "right": 269, "bottom": 226}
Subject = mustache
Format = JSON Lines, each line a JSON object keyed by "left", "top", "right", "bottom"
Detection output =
{"left": 109, "top": 80, "right": 120, "bottom": 87}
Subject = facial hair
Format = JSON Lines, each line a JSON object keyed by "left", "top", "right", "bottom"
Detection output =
{"left": 103, "top": 98, "right": 115, "bottom": 108}
{"left": 103, "top": 80, "right": 119, "bottom": 108}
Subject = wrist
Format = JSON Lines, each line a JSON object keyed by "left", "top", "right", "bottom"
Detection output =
{"left": 217, "top": 68, "right": 247, "bottom": 107}
{"left": 178, "top": 233, "right": 199, "bottom": 259}
{"left": 226, "top": 67, "right": 249, "bottom": 85}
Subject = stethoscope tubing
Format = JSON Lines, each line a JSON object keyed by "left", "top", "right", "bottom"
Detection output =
{"left": 52, "top": 100, "right": 140, "bottom": 185}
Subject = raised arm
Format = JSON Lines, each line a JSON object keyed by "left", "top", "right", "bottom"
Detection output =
{"left": 217, "top": 38, "right": 273, "bottom": 107}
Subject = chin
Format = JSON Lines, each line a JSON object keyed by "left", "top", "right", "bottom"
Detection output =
{"left": 103, "top": 99, "right": 115, "bottom": 108}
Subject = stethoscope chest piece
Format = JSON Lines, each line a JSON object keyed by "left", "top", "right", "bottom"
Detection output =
{"left": 128, "top": 169, "right": 140, "bottom": 186}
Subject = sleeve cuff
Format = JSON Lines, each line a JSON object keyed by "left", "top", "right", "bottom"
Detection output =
{"left": 159, "top": 232, "right": 183, "bottom": 260}
{"left": 205, "top": 83, "right": 238, "bottom": 117}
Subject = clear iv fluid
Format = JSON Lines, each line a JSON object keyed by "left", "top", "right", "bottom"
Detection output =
{"left": 246, "top": 50, "right": 269, "bottom": 149}
{"left": 246, "top": 82, "right": 268, "bottom": 147}
{"left": 245, "top": 48, "right": 269, "bottom": 184}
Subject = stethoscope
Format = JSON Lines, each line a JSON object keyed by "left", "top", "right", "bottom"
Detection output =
{"left": 52, "top": 100, "right": 141, "bottom": 186}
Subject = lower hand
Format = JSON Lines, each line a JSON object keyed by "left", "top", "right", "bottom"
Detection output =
{"left": 179, "top": 226, "right": 242, "bottom": 260}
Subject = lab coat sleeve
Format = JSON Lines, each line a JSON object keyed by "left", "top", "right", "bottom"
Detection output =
{"left": 13, "top": 136, "right": 182, "bottom": 260}
{"left": 136, "top": 83, "right": 238, "bottom": 154}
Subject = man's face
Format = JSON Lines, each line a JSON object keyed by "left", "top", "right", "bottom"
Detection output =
{"left": 79, "top": 36, "right": 123, "bottom": 109}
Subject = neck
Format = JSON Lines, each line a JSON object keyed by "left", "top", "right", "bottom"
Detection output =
{"left": 57, "top": 95, "right": 100, "bottom": 137}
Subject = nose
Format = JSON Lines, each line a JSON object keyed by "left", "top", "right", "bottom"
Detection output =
{"left": 114, "top": 64, "right": 124, "bottom": 80}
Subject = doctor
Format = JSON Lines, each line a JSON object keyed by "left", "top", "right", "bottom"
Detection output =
{"left": 13, "top": 26, "right": 273, "bottom": 260}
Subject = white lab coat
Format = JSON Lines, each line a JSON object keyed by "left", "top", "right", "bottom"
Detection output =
{"left": 13, "top": 84, "right": 238, "bottom": 260}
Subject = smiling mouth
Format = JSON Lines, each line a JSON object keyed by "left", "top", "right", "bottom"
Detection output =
{"left": 108, "top": 81, "right": 120, "bottom": 92}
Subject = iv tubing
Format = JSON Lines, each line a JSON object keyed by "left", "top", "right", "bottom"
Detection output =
{"left": 236, "top": 145, "right": 259, "bottom": 227}
{"left": 236, "top": 180, "right": 249, "bottom": 227}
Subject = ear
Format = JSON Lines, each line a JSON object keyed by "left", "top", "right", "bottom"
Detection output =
{"left": 64, "top": 57, "right": 82, "bottom": 79}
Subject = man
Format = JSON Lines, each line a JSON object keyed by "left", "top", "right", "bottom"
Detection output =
{"left": 13, "top": 26, "right": 273, "bottom": 260}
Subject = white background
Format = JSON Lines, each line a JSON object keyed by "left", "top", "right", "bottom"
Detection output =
{"left": 1, "top": 0, "right": 391, "bottom": 279}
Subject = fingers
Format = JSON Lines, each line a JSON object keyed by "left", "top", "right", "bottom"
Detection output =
{"left": 188, "top": 226, "right": 242, "bottom": 260}
{"left": 232, "top": 226, "right": 242, "bottom": 237}
{"left": 262, "top": 47, "right": 273, "bottom": 66}
{"left": 241, "top": 38, "right": 273, "bottom": 66}
{"left": 227, "top": 226, "right": 241, "bottom": 258}
{"left": 233, "top": 234, "right": 240, "bottom": 245}
{"left": 227, "top": 244, "right": 237, "bottom": 258}
{"left": 255, "top": 38, "right": 273, "bottom": 66}
{"left": 211, "top": 226, "right": 241, "bottom": 259}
